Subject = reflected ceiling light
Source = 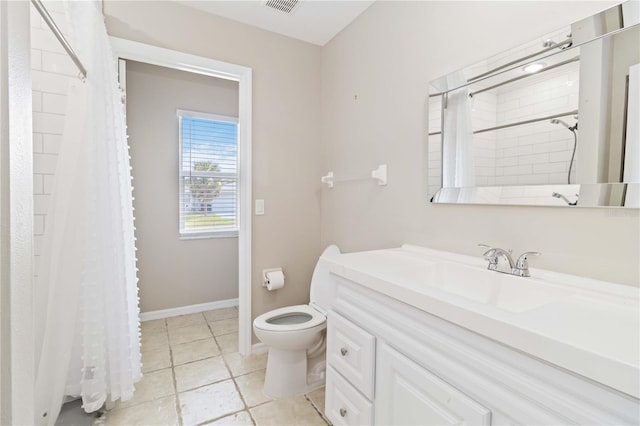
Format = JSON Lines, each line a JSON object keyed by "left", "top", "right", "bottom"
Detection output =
{"left": 522, "top": 62, "right": 545, "bottom": 73}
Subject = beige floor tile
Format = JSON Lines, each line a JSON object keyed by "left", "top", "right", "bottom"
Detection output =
{"left": 215, "top": 333, "right": 238, "bottom": 354}
{"left": 210, "top": 318, "right": 239, "bottom": 336}
{"left": 224, "top": 352, "right": 268, "bottom": 377}
{"left": 172, "top": 337, "right": 221, "bottom": 366}
{"left": 174, "top": 356, "right": 230, "bottom": 392}
{"left": 168, "top": 323, "right": 212, "bottom": 346}
{"left": 106, "top": 395, "right": 178, "bottom": 425}
{"left": 205, "top": 410, "right": 253, "bottom": 425}
{"left": 141, "top": 331, "right": 169, "bottom": 352}
{"left": 166, "top": 312, "right": 206, "bottom": 330}
{"left": 141, "top": 347, "right": 171, "bottom": 373}
{"left": 115, "top": 368, "right": 174, "bottom": 409}
{"left": 235, "top": 369, "right": 272, "bottom": 408}
{"left": 141, "top": 319, "right": 167, "bottom": 335}
{"left": 179, "top": 379, "right": 244, "bottom": 426}
{"left": 250, "top": 396, "right": 327, "bottom": 426}
{"left": 306, "top": 387, "right": 325, "bottom": 414}
{"left": 204, "top": 307, "right": 238, "bottom": 323}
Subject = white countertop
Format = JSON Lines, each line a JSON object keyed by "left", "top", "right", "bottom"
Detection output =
{"left": 320, "top": 244, "right": 640, "bottom": 399}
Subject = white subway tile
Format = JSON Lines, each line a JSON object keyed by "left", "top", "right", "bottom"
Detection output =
{"left": 32, "top": 70, "right": 72, "bottom": 95}
{"left": 42, "top": 51, "right": 78, "bottom": 77}
{"left": 32, "top": 91, "right": 42, "bottom": 112}
{"left": 43, "top": 134, "right": 62, "bottom": 154}
{"left": 33, "top": 174, "right": 44, "bottom": 194}
{"left": 34, "top": 215, "right": 45, "bottom": 236}
{"left": 34, "top": 153, "right": 58, "bottom": 174}
{"left": 33, "top": 112, "right": 64, "bottom": 134}
{"left": 42, "top": 93, "right": 67, "bottom": 114}
{"left": 34, "top": 236, "right": 43, "bottom": 257}
{"left": 34, "top": 194, "right": 51, "bottom": 215}
{"left": 533, "top": 162, "right": 567, "bottom": 174}
{"left": 519, "top": 153, "right": 549, "bottom": 165}
{"left": 31, "top": 49, "right": 42, "bottom": 70}
{"left": 550, "top": 151, "right": 571, "bottom": 163}
{"left": 30, "top": 4, "right": 43, "bottom": 28}
{"left": 43, "top": 175, "right": 55, "bottom": 194}
{"left": 33, "top": 133, "right": 44, "bottom": 153}
{"left": 31, "top": 27, "right": 65, "bottom": 54}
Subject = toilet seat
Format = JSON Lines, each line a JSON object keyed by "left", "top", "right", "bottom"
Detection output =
{"left": 253, "top": 304, "right": 325, "bottom": 332}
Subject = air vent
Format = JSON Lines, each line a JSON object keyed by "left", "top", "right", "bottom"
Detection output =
{"left": 263, "top": 0, "right": 302, "bottom": 14}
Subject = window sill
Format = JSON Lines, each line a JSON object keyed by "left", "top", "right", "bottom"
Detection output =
{"left": 179, "top": 231, "right": 239, "bottom": 240}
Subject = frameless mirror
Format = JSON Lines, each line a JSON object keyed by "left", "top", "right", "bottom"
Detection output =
{"left": 428, "top": 1, "right": 639, "bottom": 207}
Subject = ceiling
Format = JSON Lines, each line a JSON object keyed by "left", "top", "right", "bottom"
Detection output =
{"left": 174, "top": 0, "right": 375, "bottom": 46}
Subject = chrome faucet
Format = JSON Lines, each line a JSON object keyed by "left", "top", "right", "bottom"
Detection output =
{"left": 478, "top": 244, "right": 541, "bottom": 277}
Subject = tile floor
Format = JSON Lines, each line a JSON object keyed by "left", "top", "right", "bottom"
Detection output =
{"left": 104, "top": 307, "right": 330, "bottom": 426}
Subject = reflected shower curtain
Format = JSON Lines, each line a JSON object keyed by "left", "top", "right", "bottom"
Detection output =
{"left": 34, "top": 1, "right": 140, "bottom": 424}
{"left": 441, "top": 72, "right": 475, "bottom": 188}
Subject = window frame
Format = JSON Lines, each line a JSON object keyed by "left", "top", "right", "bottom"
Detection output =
{"left": 177, "top": 109, "right": 239, "bottom": 239}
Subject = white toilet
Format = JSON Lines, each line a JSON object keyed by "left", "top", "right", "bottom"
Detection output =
{"left": 253, "top": 245, "right": 341, "bottom": 398}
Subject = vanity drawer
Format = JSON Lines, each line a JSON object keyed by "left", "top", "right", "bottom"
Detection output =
{"left": 327, "top": 311, "right": 376, "bottom": 399}
{"left": 326, "top": 366, "right": 374, "bottom": 426}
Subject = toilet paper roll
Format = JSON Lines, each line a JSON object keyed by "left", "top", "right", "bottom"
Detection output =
{"left": 266, "top": 270, "right": 285, "bottom": 291}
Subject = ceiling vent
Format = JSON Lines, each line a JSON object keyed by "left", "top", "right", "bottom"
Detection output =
{"left": 262, "top": 0, "right": 302, "bottom": 15}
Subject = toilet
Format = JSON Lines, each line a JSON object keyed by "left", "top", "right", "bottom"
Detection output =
{"left": 253, "top": 245, "right": 341, "bottom": 398}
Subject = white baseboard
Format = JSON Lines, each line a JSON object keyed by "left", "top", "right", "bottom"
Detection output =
{"left": 251, "top": 342, "right": 268, "bottom": 355}
{"left": 140, "top": 298, "right": 239, "bottom": 322}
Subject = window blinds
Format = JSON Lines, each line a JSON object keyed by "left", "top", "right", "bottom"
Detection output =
{"left": 179, "top": 111, "right": 239, "bottom": 237}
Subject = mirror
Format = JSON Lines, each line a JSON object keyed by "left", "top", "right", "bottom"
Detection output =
{"left": 429, "top": 2, "right": 639, "bottom": 207}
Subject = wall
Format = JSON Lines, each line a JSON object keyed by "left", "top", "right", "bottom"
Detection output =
{"left": 104, "top": 1, "right": 323, "bottom": 321}
{"left": 30, "top": 2, "right": 75, "bottom": 279}
{"left": 126, "top": 61, "right": 239, "bottom": 312}
{"left": 321, "top": 1, "right": 640, "bottom": 286}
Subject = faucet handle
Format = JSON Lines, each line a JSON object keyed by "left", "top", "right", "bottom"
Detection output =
{"left": 478, "top": 243, "right": 492, "bottom": 249}
{"left": 515, "top": 251, "right": 541, "bottom": 270}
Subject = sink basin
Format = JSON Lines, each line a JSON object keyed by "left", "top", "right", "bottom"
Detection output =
{"left": 423, "top": 262, "right": 571, "bottom": 313}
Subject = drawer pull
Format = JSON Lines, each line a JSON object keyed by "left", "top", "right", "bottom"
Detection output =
{"left": 340, "top": 408, "right": 347, "bottom": 417}
{"left": 340, "top": 347, "right": 348, "bottom": 356}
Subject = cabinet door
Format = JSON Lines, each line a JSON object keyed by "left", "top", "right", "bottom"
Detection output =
{"left": 375, "top": 343, "right": 491, "bottom": 426}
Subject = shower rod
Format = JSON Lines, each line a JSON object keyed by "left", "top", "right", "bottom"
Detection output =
{"left": 31, "top": 0, "right": 87, "bottom": 80}
{"left": 428, "top": 110, "right": 579, "bottom": 137}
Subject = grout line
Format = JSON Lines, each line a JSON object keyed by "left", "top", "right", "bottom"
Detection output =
{"left": 205, "top": 316, "right": 257, "bottom": 425}
{"left": 305, "top": 393, "right": 331, "bottom": 425}
{"left": 166, "top": 318, "right": 184, "bottom": 426}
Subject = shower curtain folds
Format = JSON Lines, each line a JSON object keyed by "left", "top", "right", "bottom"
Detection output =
{"left": 33, "top": 1, "right": 140, "bottom": 424}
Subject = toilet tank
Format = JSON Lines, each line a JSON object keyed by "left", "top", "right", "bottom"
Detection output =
{"left": 309, "top": 245, "right": 341, "bottom": 314}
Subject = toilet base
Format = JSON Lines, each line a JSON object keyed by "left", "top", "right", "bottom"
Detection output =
{"left": 263, "top": 349, "right": 326, "bottom": 398}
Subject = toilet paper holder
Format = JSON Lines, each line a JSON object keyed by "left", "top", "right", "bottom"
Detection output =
{"left": 262, "top": 268, "right": 284, "bottom": 287}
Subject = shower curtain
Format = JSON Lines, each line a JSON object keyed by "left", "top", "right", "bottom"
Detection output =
{"left": 34, "top": 1, "right": 140, "bottom": 424}
{"left": 441, "top": 72, "right": 475, "bottom": 188}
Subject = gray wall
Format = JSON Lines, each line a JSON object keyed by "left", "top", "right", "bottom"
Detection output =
{"left": 106, "top": 1, "right": 323, "bottom": 323}
{"left": 321, "top": 1, "right": 639, "bottom": 287}
{"left": 126, "top": 61, "right": 239, "bottom": 312}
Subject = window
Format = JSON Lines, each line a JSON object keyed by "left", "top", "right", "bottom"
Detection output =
{"left": 178, "top": 110, "right": 239, "bottom": 238}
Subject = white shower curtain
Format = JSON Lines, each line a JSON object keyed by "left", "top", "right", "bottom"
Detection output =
{"left": 441, "top": 72, "right": 475, "bottom": 188}
{"left": 34, "top": 1, "right": 140, "bottom": 424}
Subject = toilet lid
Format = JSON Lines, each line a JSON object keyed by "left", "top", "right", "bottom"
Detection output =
{"left": 253, "top": 304, "right": 326, "bottom": 332}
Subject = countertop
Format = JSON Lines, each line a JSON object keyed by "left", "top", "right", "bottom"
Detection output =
{"left": 320, "top": 244, "right": 640, "bottom": 399}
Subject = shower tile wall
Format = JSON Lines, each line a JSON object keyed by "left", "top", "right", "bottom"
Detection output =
{"left": 30, "top": 2, "right": 75, "bottom": 277}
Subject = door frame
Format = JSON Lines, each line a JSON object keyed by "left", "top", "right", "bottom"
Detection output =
{"left": 110, "top": 37, "right": 253, "bottom": 356}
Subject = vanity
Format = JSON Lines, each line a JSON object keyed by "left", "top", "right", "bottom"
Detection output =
{"left": 321, "top": 245, "right": 639, "bottom": 425}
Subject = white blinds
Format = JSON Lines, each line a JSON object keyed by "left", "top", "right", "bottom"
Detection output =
{"left": 179, "top": 110, "right": 239, "bottom": 236}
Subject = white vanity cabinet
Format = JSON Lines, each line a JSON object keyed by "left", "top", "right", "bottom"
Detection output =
{"left": 325, "top": 274, "right": 639, "bottom": 426}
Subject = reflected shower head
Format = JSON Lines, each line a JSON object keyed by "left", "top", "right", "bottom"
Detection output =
{"left": 551, "top": 118, "right": 578, "bottom": 132}
{"left": 550, "top": 118, "right": 570, "bottom": 128}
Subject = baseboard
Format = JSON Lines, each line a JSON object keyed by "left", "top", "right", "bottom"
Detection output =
{"left": 251, "top": 342, "right": 268, "bottom": 355}
{"left": 140, "top": 298, "right": 239, "bottom": 322}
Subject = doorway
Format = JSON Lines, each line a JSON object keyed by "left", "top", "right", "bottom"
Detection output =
{"left": 111, "top": 37, "right": 253, "bottom": 356}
